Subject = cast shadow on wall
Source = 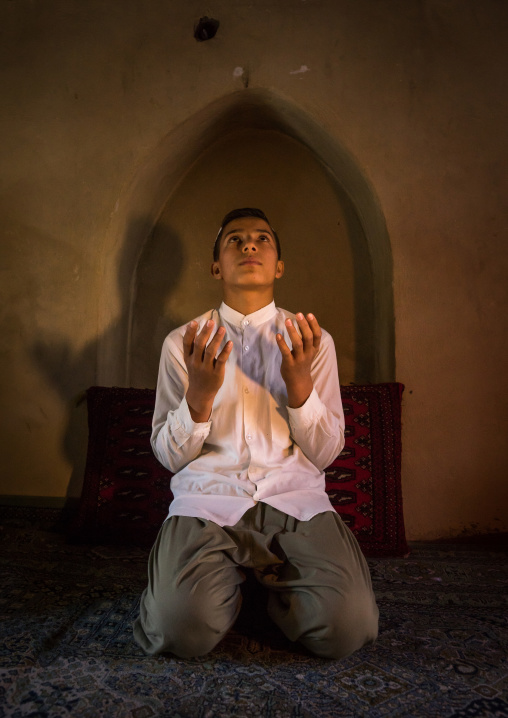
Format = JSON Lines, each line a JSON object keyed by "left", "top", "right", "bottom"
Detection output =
{"left": 129, "top": 221, "right": 190, "bottom": 388}
{"left": 30, "top": 219, "right": 184, "bottom": 500}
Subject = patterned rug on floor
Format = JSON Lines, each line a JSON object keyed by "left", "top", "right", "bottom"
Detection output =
{"left": 0, "top": 507, "right": 507, "bottom": 718}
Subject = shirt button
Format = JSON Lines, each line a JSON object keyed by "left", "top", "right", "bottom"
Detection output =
{"left": 244, "top": 387, "right": 249, "bottom": 394}
{"left": 243, "top": 319, "right": 250, "bottom": 326}
{"left": 246, "top": 434, "right": 252, "bottom": 441}
{"left": 244, "top": 345, "right": 250, "bottom": 352}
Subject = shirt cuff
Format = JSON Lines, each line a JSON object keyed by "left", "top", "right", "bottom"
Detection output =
{"left": 287, "top": 387, "right": 325, "bottom": 431}
{"left": 170, "top": 396, "right": 211, "bottom": 445}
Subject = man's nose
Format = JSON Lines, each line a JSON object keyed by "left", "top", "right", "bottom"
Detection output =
{"left": 242, "top": 239, "right": 257, "bottom": 252}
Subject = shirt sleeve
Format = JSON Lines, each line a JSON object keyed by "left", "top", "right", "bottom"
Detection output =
{"left": 151, "top": 331, "right": 212, "bottom": 473}
{"left": 286, "top": 330, "right": 345, "bottom": 470}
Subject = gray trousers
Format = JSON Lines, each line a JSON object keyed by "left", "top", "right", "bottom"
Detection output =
{"left": 133, "top": 504, "right": 379, "bottom": 659}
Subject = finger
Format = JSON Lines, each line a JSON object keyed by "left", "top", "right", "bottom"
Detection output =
{"left": 295, "top": 312, "right": 314, "bottom": 349}
{"left": 182, "top": 321, "right": 198, "bottom": 358}
{"left": 276, "top": 332, "right": 293, "bottom": 358}
{"left": 306, "top": 313, "right": 322, "bottom": 349}
{"left": 203, "top": 326, "right": 226, "bottom": 363}
{"left": 284, "top": 318, "right": 303, "bottom": 353}
{"left": 193, "top": 319, "right": 215, "bottom": 354}
{"left": 214, "top": 339, "right": 234, "bottom": 366}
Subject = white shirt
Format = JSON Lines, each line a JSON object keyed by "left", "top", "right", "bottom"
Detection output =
{"left": 152, "top": 301, "right": 345, "bottom": 527}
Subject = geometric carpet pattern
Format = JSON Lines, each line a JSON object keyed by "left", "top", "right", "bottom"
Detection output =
{"left": 1, "top": 508, "right": 506, "bottom": 717}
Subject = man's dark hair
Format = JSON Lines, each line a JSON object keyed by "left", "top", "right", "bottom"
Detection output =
{"left": 213, "top": 208, "right": 281, "bottom": 261}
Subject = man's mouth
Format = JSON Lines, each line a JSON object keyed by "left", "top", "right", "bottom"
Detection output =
{"left": 239, "top": 259, "right": 262, "bottom": 265}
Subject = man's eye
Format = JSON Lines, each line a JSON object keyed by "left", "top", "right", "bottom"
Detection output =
{"left": 229, "top": 236, "right": 240, "bottom": 242}
{"left": 259, "top": 235, "right": 268, "bottom": 241}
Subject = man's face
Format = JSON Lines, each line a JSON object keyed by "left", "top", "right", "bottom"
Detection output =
{"left": 211, "top": 217, "right": 284, "bottom": 289}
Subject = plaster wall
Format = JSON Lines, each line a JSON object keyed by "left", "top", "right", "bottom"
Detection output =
{"left": 1, "top": 0, "right": 507, "bottom": 539}
{"left": 131, "top": 129, "right": 364, "bottom": 388}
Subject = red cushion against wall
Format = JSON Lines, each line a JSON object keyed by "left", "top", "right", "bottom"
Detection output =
{"left": 71, "top": 384, "right": 408, "bottom": 557}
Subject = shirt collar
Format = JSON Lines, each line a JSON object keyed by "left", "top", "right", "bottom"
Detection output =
{"left": 220, "top": 300, "right": 277, "bottom": 328}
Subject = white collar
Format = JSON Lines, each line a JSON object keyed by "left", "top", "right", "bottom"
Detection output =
{"left": 219, "top": 300, "right": 277, "bottom": 328}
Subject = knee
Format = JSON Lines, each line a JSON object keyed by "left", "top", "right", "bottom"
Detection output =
{"left": 272, "top": 586, "right": 379, "bottom": 660}
{"left": 154, "top": 595, "right": 230, "bottom": 658}
{"left": 303, "top": 589, "right": 379, "bottom": 660}
{"left": 134, "top": 585, "right": 241, "bottom": 658}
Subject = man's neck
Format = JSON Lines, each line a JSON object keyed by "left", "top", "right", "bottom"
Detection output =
{"left": 221, "top": 287, "right": 275, "bottom": 316}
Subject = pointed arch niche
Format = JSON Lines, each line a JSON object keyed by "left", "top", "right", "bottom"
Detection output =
{"left": 97, "top": 90, "right": 394, "bottom": 388}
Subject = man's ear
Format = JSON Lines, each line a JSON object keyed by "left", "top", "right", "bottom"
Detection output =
{"left": 275, "top": 260, "right": 284, "bottom": 279}
{"left": 211, "top": 262, "right": 222, "bottom": 279}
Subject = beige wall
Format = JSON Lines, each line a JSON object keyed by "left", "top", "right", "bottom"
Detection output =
{"left": 1, "top": 0, "right": 507, "bottom": 539}
{"left": 131, "top": 129, "right": 361, "bottom": 388}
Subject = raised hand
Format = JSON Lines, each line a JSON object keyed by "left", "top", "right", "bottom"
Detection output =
{"left": 183, "top": 319, "right": 233, "bottom": 422}
{"left": 276, "top": 312, "right": 321, "bottom": 408}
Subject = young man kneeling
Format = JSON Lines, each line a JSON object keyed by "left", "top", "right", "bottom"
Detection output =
{"left": 133, "top": 208, "right": 379, "bottom": 659}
